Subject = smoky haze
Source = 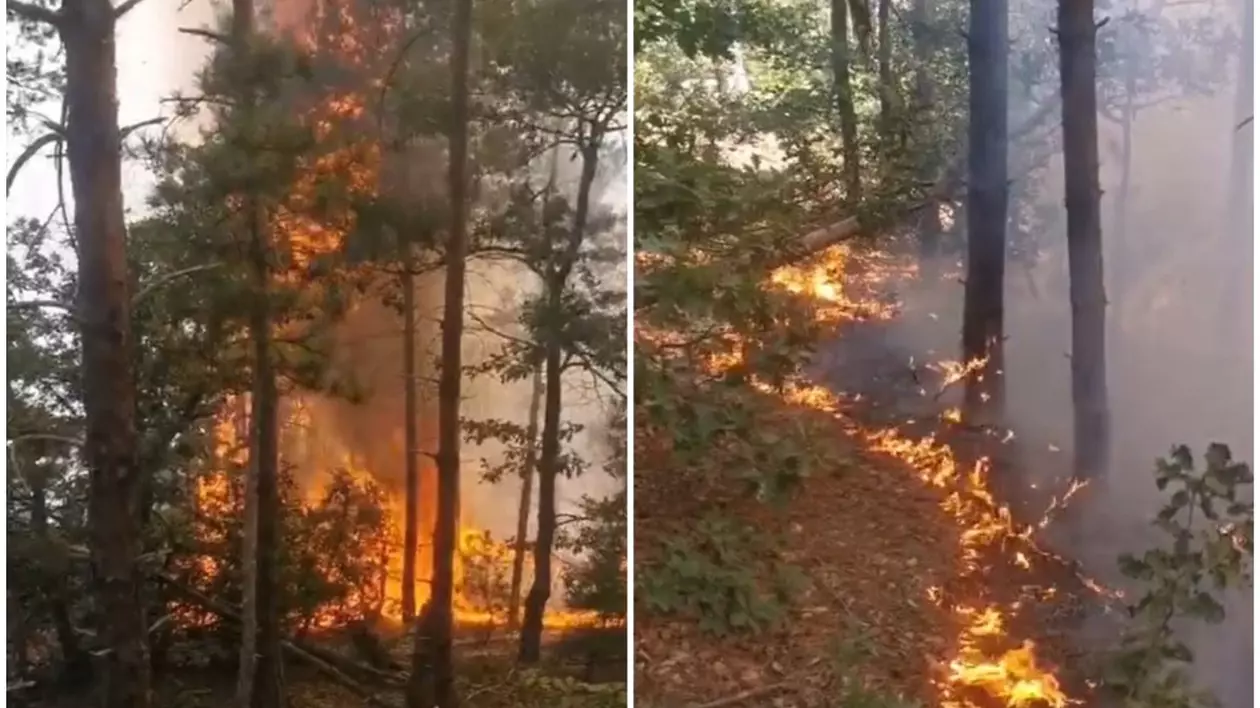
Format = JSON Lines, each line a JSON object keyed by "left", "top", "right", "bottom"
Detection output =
{"left": 5, "top": 0, "right": 627, "bottom": 601}
{"left": 875, "top": 2, "right": 1252, "bottom": 705}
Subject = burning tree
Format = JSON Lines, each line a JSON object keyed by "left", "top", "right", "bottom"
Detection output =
{"left": 6, "top": 0, "right": 627, "bottom": 703}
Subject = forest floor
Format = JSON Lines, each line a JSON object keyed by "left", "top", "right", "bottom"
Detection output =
{"left": 19, "top": 624, "right": 623, "bottom": 708}
{"left": 635, "top": 245, "right": 1114, "bottom": 708}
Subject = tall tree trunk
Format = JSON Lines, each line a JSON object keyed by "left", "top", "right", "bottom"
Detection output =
{"left": 1109, "top": 69, "right": 1135, "bottom": 340}
{"left": 229, "top": 2, "right": 267, "bottom": 705}
{"left": 247, "top": 176, "right": 283, "bottom": 708}
{"left": 401, "top": 230, "right": 420, "bottom": 624}
{"left": 1221, "top": 0, "right": 1253, "bottom": 339}
{"left": 508, "top": 365, "right": 543, "bottom": 631}
{"left": 912, "top": 0, "right": 941, "bottom": 269}
{"left": 59, "top": 0, "right": 150, "bottom": 702}
{"left": 1057, "top": 0, "right": 1111, "bottom": 481}
{"left": 409, "top": 0, "right": 473, "bottom": 705}
{"left": 520, "top": 135, "right": 601, "bottom": 663}
{"left": 831, "top": 0, "right": 861, "bottom": 201}
{"left": 961, "top": 0, "right": 1009, "bottom": 425}
{"left": 877, "top": 0, "right": 892, "bottom": 142}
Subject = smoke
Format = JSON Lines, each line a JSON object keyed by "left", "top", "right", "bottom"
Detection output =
{"left": 876, "top": 2, "right": 1253, "bottom": 705}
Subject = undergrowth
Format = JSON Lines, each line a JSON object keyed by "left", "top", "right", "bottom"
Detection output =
{"left": 1103, "top": 443, "right": 1254, "bottom": 708}
{"left": 637, "top": 515, "right": 805, "bottom": 635}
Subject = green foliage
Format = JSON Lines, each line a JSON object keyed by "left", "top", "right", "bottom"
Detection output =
{"left": 1102, "top": 444, "right": 1254, "bottom": 708}
{"left": 638, "top": 515, "right": 803, "bottom": 635}
{"left": 561, "top": 414, "right": 628, "bottom": 621}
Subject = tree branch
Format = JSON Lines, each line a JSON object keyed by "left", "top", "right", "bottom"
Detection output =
{"left": 132, "top": 263, "right": 222, "bottom": 306}
{"left": 177, "top": 26, "right": 231, "bottom": 44}
{"left": 7, "top": 1, "right": 61, "bottom": 27}
{"left": 113, "top": 0, "right": 147, "bottom": 19}
{"left": 7, "top": 299, "right": 79, "bottom": 322}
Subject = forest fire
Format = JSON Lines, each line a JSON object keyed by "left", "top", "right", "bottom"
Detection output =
{"left": 762, "top": 246, "right": 1074, "bottom": 707}
{"left": 188, "top": 395, "right": 598, "bottom": 632}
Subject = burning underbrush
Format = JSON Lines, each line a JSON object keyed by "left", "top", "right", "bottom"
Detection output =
{"left": 161, "top": 395, "right": 598, "bottom": 669}
{"left": 635, "top": 244, "right": 1106, "bottom": 707}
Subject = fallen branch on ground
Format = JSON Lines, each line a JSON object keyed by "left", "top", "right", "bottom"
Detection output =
{"left": 791, "top": 96, "right": 1061, "bottom": 259}
{"left": 689, "top": 682, "right": 793, "bottom": 708}
{"left": 155, "top": 574, "right": 395, "bottom": 708}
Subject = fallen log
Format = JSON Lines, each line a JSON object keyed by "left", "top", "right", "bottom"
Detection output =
{"left": 792, "top": 95, "right": 1061, "bottom": 258}
{"left": 155, "top": 574, "right": 395, "bottom": 708}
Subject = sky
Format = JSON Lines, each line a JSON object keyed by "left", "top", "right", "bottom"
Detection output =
{"left": 6, "top": 0, "right": 217, "bottom": 223}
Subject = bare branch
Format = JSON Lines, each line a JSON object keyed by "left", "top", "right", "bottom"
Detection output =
{"left": 7, "top": 1, "right": 61, "bottom": 27}
{"left": 8, "top": 299, "right": 79, "bottom": 321}
{"left": 6, "top": 132, "right": 62, "bottom": 196}
{"left": 120, "top": 116, "right": 166, "bottom": 140}
{"left": 132, "top": 263, "right": 222, "bottom": 306}
{"left": 178, "top": 26, "right": 230, "bottom": 44}
{"left": 112, "top": 0, "right": 146, "bottom": 19}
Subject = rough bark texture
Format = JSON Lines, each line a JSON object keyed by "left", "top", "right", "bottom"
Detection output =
{"left": 247, "top": 196, "right": 283, "bottom": 708}
{"left": 60, "top": 0, "right": 151, "bottom": 703}
{"left": 1057, "top": 0, "right": 1111, "bottom": 481}
{"left": 831, "top": 0, "right": 861, "bottom": 201}
{"left": 402, "top": 230, "right": 420, "bottom": 624}
{"left": 961, "top": 0, "right": 1008, "bottom": 424}
{"left": 520, "top": 136, "right": 601, "bottom": 663}
{"left": 508, "top": 366, "right": 543, "bottom": 631}
{"left": 418, "top": 0, "right": 474, "bottom": 704}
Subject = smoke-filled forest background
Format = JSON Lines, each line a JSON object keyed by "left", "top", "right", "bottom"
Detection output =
{"left": 5, "top": 0, "right": 627, "bottom": 706}
{"left": 634, "top": 0, "right": 1252, "bottom": 707}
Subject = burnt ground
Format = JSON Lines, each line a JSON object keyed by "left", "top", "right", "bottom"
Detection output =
{"left": 635, "top": 271, "right": 1108, "bottom": 707}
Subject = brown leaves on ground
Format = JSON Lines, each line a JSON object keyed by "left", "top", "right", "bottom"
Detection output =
{"left": 635, "top": 376, "right": 1094, "bottom": 708}
{"left": 635, "top": 382, "right": 964, "bottom": 707}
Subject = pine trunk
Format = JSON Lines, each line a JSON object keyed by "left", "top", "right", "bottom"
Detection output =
{"left": 1057, "top": 0, "right": 1111, "bottom": 481}
{"left": 831, "top": 0, "right": 861, "bottom": 201}
{"left": 961, "top": 0, "right": 1009, "bottom": 425}
{"left": 912, "top": 0, "right": 940, "bottom": 268}
{"left": 1220, "top": 0, "right": 1253, "bottom": 339}
{"left": 416, "top": 0, "right": 474, "bottom": 704}
{"left": 402, "top": 230, "right": 420, "bottom": 624}
{"left": 877, "top": 0, "right": 892, "bottom": 141}
{"left": 62, "top": 0, "right": 150, "bottom": 702}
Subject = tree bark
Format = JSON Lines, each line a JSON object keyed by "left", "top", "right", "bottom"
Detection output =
{"left": 520, "top": 135, "right": 601, "bottom": 663}
{"left": 401, "top": 229, "right": 420, "bottom": 624}
{"left": 961, "top": 0, "right": 1009, "bottom": 425}
{"left": 831, "top": 0, "right": 861, "bottom": 201}
{"left": 508, "top": 365, "right": 543, "bottom": 631}
{"left": 59, "top": 0, "right": 150, "bottom": 703}
{"left": 1220, "top": 0, "right": 1253, "bottom": 339}
{"left": 877, "top": 0, "right": 892, "bottom": 142}
{"left": 912, "top": 0, "right": 941, "bottom": 269}
{"left": 410, "top": 0, "right": 473, "bottom": 704}
{"left": 246, "top": 189, "right": 283, "bottom": 708}
{"left": 1057, "top": 0, "right": 1111, "bottom": 481}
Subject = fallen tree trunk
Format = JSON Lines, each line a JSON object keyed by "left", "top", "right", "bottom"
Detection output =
{"left": 155, "top": 575, "right": 394, "bottom": 708}
{"left": 793, "top": 95, "right": 1060, "bottom": 257}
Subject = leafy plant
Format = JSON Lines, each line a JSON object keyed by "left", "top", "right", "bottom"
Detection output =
{"left": 1103, "top": 444, "right": 1254, "bottom": 708}
{"left": 638, "top": 515, "right": 803, "bottom": 635}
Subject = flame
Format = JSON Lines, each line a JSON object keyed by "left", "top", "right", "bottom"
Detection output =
{"left": 188, "top": 402, "right": 598, "bottom": 631}
{"left": 755, "top": 246, "right": 1076, "bottom": 707}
